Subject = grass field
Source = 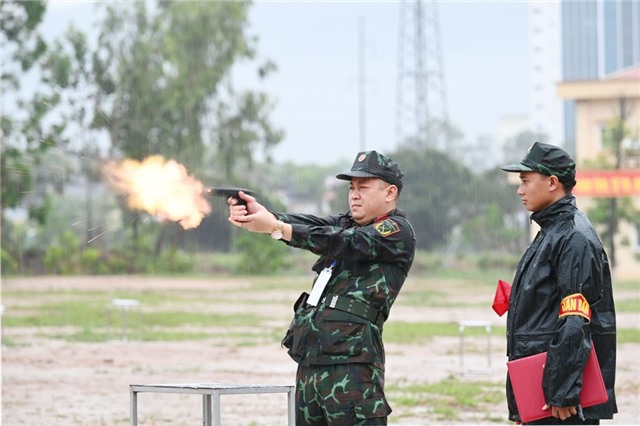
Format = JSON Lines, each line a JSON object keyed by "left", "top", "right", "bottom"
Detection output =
{"left": 2, "top": 266, "right": 639, "bottom": 425}
{"left": 4, "top": 269, "right": 638, "bottom": 346}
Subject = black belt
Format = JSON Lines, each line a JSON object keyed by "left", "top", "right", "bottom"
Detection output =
{"left": 321, "top": 293, "right": 384, "bottom": 329}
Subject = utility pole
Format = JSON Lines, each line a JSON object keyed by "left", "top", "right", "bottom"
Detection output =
{"left": 395, "top": 0, "right": 448, "bottom": 150}
{"left": 358, "top": 16, "right": 366, "bottom": 152}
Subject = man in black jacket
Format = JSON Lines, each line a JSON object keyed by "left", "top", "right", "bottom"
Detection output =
{"left": 501, "top": 142, "right": 617, "bottom": 424}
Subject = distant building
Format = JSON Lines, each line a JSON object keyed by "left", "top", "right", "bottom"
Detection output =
{"left": 527, "top": 2, "right": 563, "bottom": 146}
{"left": 528, "top": 0, "right": 640, "bottom": 154}
{"left": 557, "top": 65, "right": 640, "bottom": 280}
{"left": 498, "top": 115, "right": 529, "bottom": 164}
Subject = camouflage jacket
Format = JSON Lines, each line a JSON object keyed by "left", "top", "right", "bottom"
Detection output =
{"left": 275, "top": 208, "right": 416, "bottom": 368}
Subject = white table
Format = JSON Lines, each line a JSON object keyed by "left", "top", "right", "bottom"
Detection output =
{"left": 130, "top": 383, "right": 295, "bottom": 426}
{"left": 458, "top": 320, "right": 493, "bottom": 375}
{"left": 110, "top": 299, "right": 140, "bottom": 341}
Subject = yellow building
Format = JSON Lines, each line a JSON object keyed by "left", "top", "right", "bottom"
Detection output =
{"left": 557, "top": 65, "right": 640, "bottom": 281}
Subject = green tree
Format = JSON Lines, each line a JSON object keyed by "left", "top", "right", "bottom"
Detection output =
{"left": 92, "top": 1, "right": 281, "bottom": 169}
{"left": 38, "top": 24, "right": 109, "bottom": 246}
{"left": 233, "top": 231, "right": 291, "bottom": 275}
{"left": 399, "top": 118, "right": 464, "bottom": 153}
{"left": 391, "top": 147, "right": 477, "bottom": 250}
{"left": 1, "top": 0, "right": 48, "bottom": 212}
{"left": 88, "top": 1, "right": 282, "bottom": 250}
{"left": 254, "top": 160, "right": 347, "bottom": 214}
{"left": 502, "top": 130, "right": 549, "bottom": 165}
{"left": 0, "top": 1, "right": 47, "bottom": 92}
{"left": 585, "top": 99, "right": 640, "bottom": 268}
{"left": 1, "top": 0, "right": 51, "bottom": 270}
{"left": 460, "top": 166, "right": 526, "bottom": 254}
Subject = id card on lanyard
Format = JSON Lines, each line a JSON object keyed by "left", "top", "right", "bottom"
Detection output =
{"left": 307, "top": 261, "right": 337, "bottom": 306}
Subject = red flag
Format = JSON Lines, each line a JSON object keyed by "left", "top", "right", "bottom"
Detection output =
{"left": 492, "top": 279, "right": 512, "bottom": 316}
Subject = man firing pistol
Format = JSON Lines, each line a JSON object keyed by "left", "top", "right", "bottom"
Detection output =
{"left": 228, "top": 150, "right": 416, "bottom": 426}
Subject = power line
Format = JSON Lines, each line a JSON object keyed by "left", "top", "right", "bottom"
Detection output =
{"left": 395, "top": 0, "right": 449, "bottom": 151}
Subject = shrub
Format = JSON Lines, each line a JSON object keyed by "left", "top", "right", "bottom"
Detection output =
{"left": 43, "top": 231, "right": 81, "bottom": 274}
{"left": 476, "top": 253, "right": 519, "bottom": 271}
{"left": 1, "top": 248, "right": 19, "bottom": 274}
{"left": 232, "top": 231, "right": 290, "bottom": 275}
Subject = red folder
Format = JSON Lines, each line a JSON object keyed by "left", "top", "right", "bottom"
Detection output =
{"left": 507, "top": 345, "right": 608, "bottom": 423}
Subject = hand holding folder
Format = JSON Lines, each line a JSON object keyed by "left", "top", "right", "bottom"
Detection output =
{"left": 507, "top": 345, "right": 608, "bottom": 423}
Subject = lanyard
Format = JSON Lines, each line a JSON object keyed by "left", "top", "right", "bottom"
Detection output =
{"left": 307, "top": 261, "right": 337, "bottom": 307}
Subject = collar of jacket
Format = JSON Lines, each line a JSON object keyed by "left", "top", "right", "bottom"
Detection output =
{"left": 346, "top": 208, "right": 406, "bottom": 226}
{"left": 530, "top": 195, "right": 577, "bottom": 229}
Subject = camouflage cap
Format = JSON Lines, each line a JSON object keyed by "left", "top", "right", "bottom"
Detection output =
{"left": 501, "top": 142, "right": 576, "bottom": 187}
{"left": 336, "top": 150, "right": 404, "bottom": 191}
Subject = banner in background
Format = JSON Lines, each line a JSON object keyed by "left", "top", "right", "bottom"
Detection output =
{"left": 574, "top": 169, "right": 640, "bottom": 197}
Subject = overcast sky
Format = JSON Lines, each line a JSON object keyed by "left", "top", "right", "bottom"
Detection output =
{"left": 42, "top": 1, "right": 529, "bottom": 166}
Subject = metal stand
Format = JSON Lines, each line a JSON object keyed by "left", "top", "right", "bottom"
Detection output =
{"left": 130, "top": 383, "right": 295, "bottom": 426}
{"left": 458, "top": 320, "right": 493, "bottom": 375}
{"left": 1, "top": 305, "right": 5, "bottom": 349}
{"left": 109, "top": 299, "right": 140, "bottom": 341}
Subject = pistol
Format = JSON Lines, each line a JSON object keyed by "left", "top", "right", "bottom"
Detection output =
{"left": 206, "top": 186, "right": 256, "bottom": 206}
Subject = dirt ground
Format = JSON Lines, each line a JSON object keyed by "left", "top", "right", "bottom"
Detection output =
{"left": 2, "top": 276, "right": 639, "bottom": 425}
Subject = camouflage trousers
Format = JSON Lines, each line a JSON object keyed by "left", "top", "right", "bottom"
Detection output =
{"left": 295, "top": 363, "right": 391, "bottom": 426}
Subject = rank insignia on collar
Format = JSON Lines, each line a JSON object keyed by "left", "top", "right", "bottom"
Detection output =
{"left": 374, "top": 219, "right": 400, "bottom": 237}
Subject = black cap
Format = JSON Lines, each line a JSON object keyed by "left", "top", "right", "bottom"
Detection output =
{"left": 336, "top": 150, "right": 404, "bottom": 191}
{"left": 501, "top": 142, "right": 576, "bottom": 187}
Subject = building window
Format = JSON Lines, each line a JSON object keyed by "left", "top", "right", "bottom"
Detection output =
{"left": 598, "top": 123, "right": 608, "bottom": 151}
{"left": 623, "top": 135, "right": 640, "bottom": 168}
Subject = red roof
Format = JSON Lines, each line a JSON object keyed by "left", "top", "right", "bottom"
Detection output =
{"left": 607, "top": 65, "right": 640, "bottom": 81}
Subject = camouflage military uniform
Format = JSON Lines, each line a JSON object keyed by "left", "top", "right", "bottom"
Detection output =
{"left": 295, "top": 363, "right": 388, "bottom": 425}
{"left": 277, "top": 204, "right": 416, "bottom": 425}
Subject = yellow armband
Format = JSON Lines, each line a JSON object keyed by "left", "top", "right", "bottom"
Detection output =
{"left": 558, "top": 293, "right": 591, "bottom": 321}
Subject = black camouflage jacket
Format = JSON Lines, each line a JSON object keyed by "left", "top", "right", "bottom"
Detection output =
{"left": 506, "top": 195, "right": 617, "bottom": 422}
{"left": 275, "top": 208, "right": 416, "bottom": 368}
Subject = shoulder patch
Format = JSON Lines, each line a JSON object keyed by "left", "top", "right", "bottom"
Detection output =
{"left": 374, "top": 219, "right": 400, "bottom": 237}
